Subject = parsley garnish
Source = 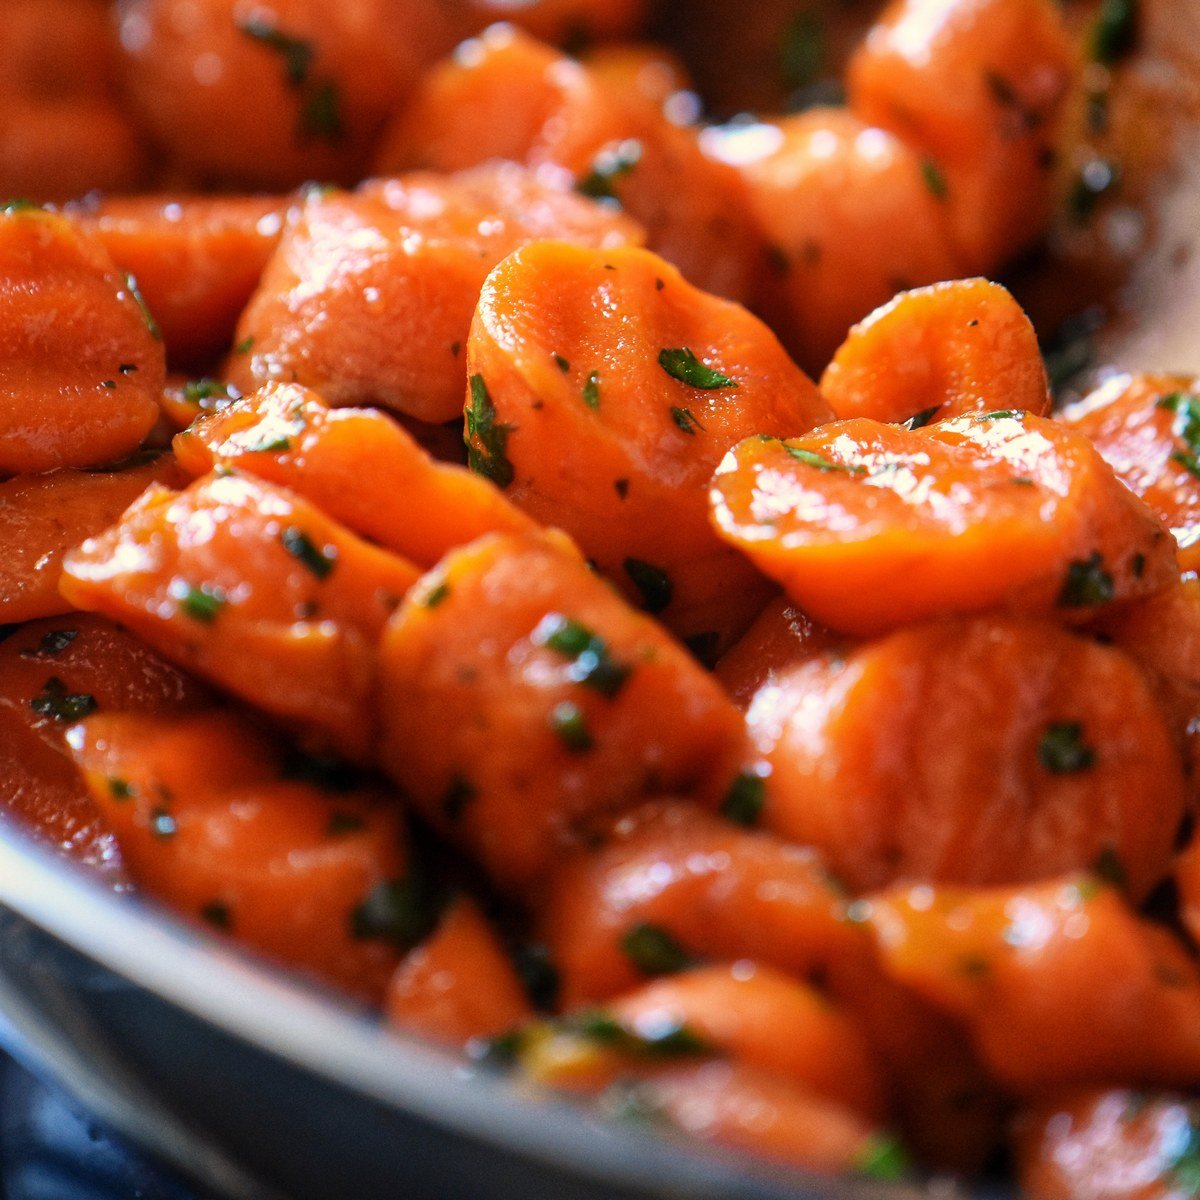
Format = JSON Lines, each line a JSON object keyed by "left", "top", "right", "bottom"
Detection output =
{"left": 903, "top": 406, "right": 941, "bottom": 430}
{"left": 30, "top": 677, "right": 97, "bottom": 722}
{"left": 532, "top": 614, "right": 631, "bottom": 698}
{"left": 658, "top": 347, "right": 737, "bottom": 390}
{"left": 234, "top": 336, "right": 255, "bottom": 355}
{"left": 1038, "top": 722, "right": 1096, "bottom": 773}
{"left": 550, "top": 701, "right": 592, "bottom": 752}
{"left": 123, "top": 273, "right": 160, "bottom": 340}
{"left": 172, "top": 581, "right": 227, "bottom": 623}
{"left": 567, "top": 1009, "right": 710, "bottom": 1058}
{"left": 853, "top": 1135, "right": 913, "bottom": 1181}
{"left": 782, "top": 444, "right": 866, "bottom": 474}
{"left": 577, "top": 139, "right": 642, "bottom": 202}
{"left": 280, "top": 526, "right": 337, "bottom": 579}
{"left": 1059, "top": 553, "right": 1115, "bottom": 607}
{"left": 422, "top": 580, "right": 451, "bottom": 609}
{"left": 350, "top": 878, "right": 428, "bottom": 948}
{"left": 582, "top": 370, "right": 601, "bottom": 411}
{"left": 1157, "top": 391, "right": 1200, "bottom": 479}
{"left": 108, "top": 777, "right": 134, "bottom": 801}
{"left": 721, "top": 770, "right": 767, "bottom": 826}
{"left": 1090, "top": 0, "right": 1138, "bottom": 65}
{"left": 623, "top": 558, "right": 672, "bottom": 614}
{"left": 237, "top": 19, "right": 313, "bottom": 84}
{"left": 554, "top": 354, "right": 570, "bottom": 373}
{"left": 300, "top": 79, "right": 344, "bottom": 141}
{"left": 670, "top": 406, "right": 702, "bottom": 435}
{"left": 779, "top": 12, "right": 823, "bottom": 90}
{"left": 620, "top": 923, "right": 697, "bottom": 976}
{"left": 1093, "top": 845, "right": 1128, "bottom": 889}
{"left": 465, "top": 374, "right": 515, "bottom": 488}
{"left": 921, "top": 159, "right": 949, "bottom": 200}
{"left": 20, "top": 628, "right": 78, "bottom": 659}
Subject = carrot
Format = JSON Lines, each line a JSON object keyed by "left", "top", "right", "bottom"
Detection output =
{"left": 59, "top": 471, "right": 420, "bottom": 759}
{"left": 1015, "top": 1089, "right": 1200, "bottom": 1200}
{"left": 174, "top": 383, "right": 537, "bottom": 568}
{"left": 375, "top": 532, "right": 747, "bottom": 893}
{"left": 751, "top": 616, "right": 1185, "bottom": 899}
{"left": 1060, "top": 373, "right": 1200, "bottom": 571}
{"left": 581, "top": 43, "right": 692, "bottom": 109}
{"left": 157, "top": 375, "right": 242, "bottom": 430}
{"left": 373, "top": 26, "right": 760, "bottom": 302}
{"left": 703, "top": 109, "right": 963, "bottom": 374}
{"left": 0, "top": 207, "right": 165, "bottom": 475}
{"left": 709, "top": 411, "right": 1177, "bottom": 635}
{"left": 846, "top": 0, "right": 1075, "bottom": 273}
{"left": 0, "top": 614, "right": 211, "bottom": 883}
{"left": 866, "top": 875, "right": 1200, "bottom": 1091}
{"left": 0, "top": 454, "right": 186, "bottom": 624}
{"left": 384, "top": 895, "right": 532, "bottom": 1047}
{"left": 225, "top": 163, "right": 642, "bottom": 425}
{"left": 819, "top": 279, "right": 1051, "bottom": 425}
{"left": 67, "top": 709, "right": 411, "bottom": 1003}
{"left": 465, "top": 0, "right": 649, "bottom": 44}
{"left": 71, "top": 194, "right": 291, "bottom": 369}
{"left": 1177, "top": 834, "right": 1200, "bottom": 948}
{"left": 0, "top": 0, "right": 120, "bottom": 102}
{"left": 114, "top": 0, "right": 459, "bottom": 189}
{"left": 468, "top": 240, "right": 830, "bottom": 653}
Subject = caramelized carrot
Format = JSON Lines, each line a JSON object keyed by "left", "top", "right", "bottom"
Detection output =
{"left": 866, "top": 876, "right": 1200, "bottom": 1091}
{"left": 0, "top": 455, "right": 185, "bottom": 624}
{"left": 174, "top": 384, "right": 536, "bottom": 568}
{"left": 68, "top": 710, "right": 410, "bottom": 1003}
{"left": 704, "top": 110, "right": 962, "bottom": 373}
{"left": 59, "top": 471, "right": 420, "bottom": 759}
{"left": 1015, "top": 1089, "right": 1200, "bottom": 1200}
{"left": 847, "top": 0, "right": 1075, "bottom": 272}
{"left": 225, "top": 163, "right": 642, "bottom": 424}
{"left": 385, "top": 895, "right": 532, "bottom": 1047}
{"left": 469, "top": 240, "right": 830, "bottom": 652}
{"left": 72, "top": 194, "right": 290, "bottom": 369}
{"left": 751, "top": 616, "right": 1185, "bottom": 898}
{"left": 0, "top": 615, "right": 210, "bottom": 882}
{"left": 581, "top": 43, "right": 692, "bottom": 109}
{"left": 709, "top": 412, "right": 1177, "bottom": 635}
{"left": 466, "top": 0, "right": 649, "bottom": 44}
{"left": 0, "top": 0, "right": 120, "bottom": 102}
{"left": 819, "top": 279, "right": 1051, "bottom": 424}
{"left": 376, "top": 532, "right": 747, "bottom": 893}
{"left": 0, "top": 207, "right": 165, "bottom": 475}
{"left": 1061, "top": 373, "right": 1200, "bottom": 570}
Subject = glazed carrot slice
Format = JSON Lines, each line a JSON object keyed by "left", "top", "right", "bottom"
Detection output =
{"left": 469, "top": 240, "right": 830, "bottom": 653}
{"left": 72, "top": 194, "right": 290, "bottom": 369}
{"left": 539, "top": 801, "right": 864, "bottom": 1011}
{"left": 376, "top": 532, "right": 747, "bottom": 893}
{"left": 0, "top": 0, "right": 121, "bottom": 102}
{"left": 703, "top": 110, "right": 962, "bottom": 374}
{"left": 866, "top": 875, "right": 1200, "bottom": 1091}
{"left": 59, "top": 471, "right": 420, "bottom": 759}
{"left": 384, "top": 895, "right": 532, "bottom": 1047}
{"left": 157, "top": 375, "right": 243, "bottom": 430}
{"left": 750, "top": 616, "right": 1185, "bottom": 899}
{"left": 373, "top": 26, "right": 759, "bottom": 302}
{"left": 1015, "top": 1089, "right": 1200, "bottom": 1200}
{"left": 0, "top": 207, "right": 164, "bottom": 475}
{"left": 581, "top": 43, "right": 691, "bottom": 108}
{"left": 0, "top": 455, "right": 186, "bottom": 624}
{"left": 68, "top": 710, "right": 411, "bottom": 1003}
{"left": 847, "top": 0, "right": 1074, "bottom": 273}
{"left": 709, "top": 412, "right": 1177, "bottom": 634}
{"left": 1061, "top": 373, "right": 1200, "bottom": 571}
{"left": 819, "top": 279, "right": 1051, "bottom": 424}
{"left": 466, "top": 0, "right": 649, "bottom": 44}
{"left": 226, "top": 163, "right": 642, "bottom": 424}
{"left": 173, "top": 384, "right": 536, "bottom": 568}
{"left": 0, "top": 615, "right": 210, "bottom": 883}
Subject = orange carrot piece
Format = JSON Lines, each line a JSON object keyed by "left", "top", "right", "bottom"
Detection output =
{"left": 1061, "top": 373, "right": 1200, "bottom": 571}
{"left": 866, "top": 875, "right": 1200, "bottom": 1091}
{"left": 68, "top": 710, "right": 410, "bottom": 1003}
{"left": 581, "top": 43, "right": 692, "bottom": 109}
{"left": 1178, "top": 834, "right": 1200, "bottom": 948}
{"left": 709, "top": 412, "right": 1177, "bottom": 634}
{"left": 0, "top": 455, "right": 185, "bottom": 624}
{"left": 751, "top": 616, "right": 1185, "bottom": 899}
{"left": 173, "top": 383, "right": 536, "bottom": 568}
{"left": 385, "top": 895, "right": 532, "bottom": 1047}
{"left": 225, "top": 163, "right": 642, "bottom": 424}
{"left": 468, "top": 240, "right": 830, "bottom": 652}
{"left": 59, "top": 471, "right": 419, "bottom": 758}
{"left": 0, "top": 207, "right": 164, "bottom": 475}
{"left": 72, "top": 194, "right": 290, "bottom": 369}
{"left": 376, "top": 532, "right": 747, "bottom": 893}
{"left": 819, "top": 279, "right": 1051, "bottom": 424}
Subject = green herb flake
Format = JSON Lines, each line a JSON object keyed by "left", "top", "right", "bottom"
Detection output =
{"left": 721, "top": 769, "right": 768, "bottom": 827}
{"left": 550, "top": 701, "right": 593, "bottom": 753}
{"left": 623, "top": 558, "right": 672, "bottom": 614}
{"left": 921, "top": 158, "right": 949, "bottom": 200}
{"left": 1090, "top": 0, "right": 1139, "bottom": 65}
{"left": 200, "top": 901, "right": 232, "bottom": 930}
{"left": 123, "top": 273, "right": 161, "bottom": 341}
{"left": 620, "top": 923, "right": 696, "bottom": 977}
{"left": 465, "top": 373, "right": 515, "bottom": 488}
{"left": 1093, "top": 845, "right": 1128, "bottom": 890}
{"left": 0, "top": 199, "right": 38, "bottom": 214}
{"left": 658, "top": 347, "right": 738, "bottom": 390}
{"left": 782, "top": 444, "right": 866, "bottom": 474}
{"left": 280, "top": 526, "right": 337, "bottom": 580}
{"left": 903, "top": 405, "right": 941, "bottom": 430}
{"left": 532, "top": 614, "right": 632, "bottom": 698}
{"left": 441, "top": 774, "right": 476, "bottom": 822}
{"left": 577, "top": 139, "right": 642, "bottom": 202}
{"left": 30, "top": 677, "right": 97, "bottom": 722}
{"left": 853, "top": 1134, "right": 913, "bottom": 1181}
{"left": 234, "top": 336, "right": 255, "bottom": 355}
{"left": 670, "top": 406, "right": 703, "bottom": 435}
{"left": 172, "top": 581, "right": 227, "bottom": 624}
{"left": 1038, "top": 721, "right": 1096, "bottom": 774}
{"left": 553, "top": 354, "right": 570, "bottom": 374}
{"left": 779, "top": 12, "right": 824, "bottom": 90}
{"left": 237, "top": 18, "right": 313, "bottom": 85}
{"left": 21, "top": 627, "right": 78, "bottom": 659}
{"left": 150, "top": 807, "right": 177, "bottom": 839}
{"left": 422, "top": 580, "right": 451, "bottom": 609}
{"left": 108, "top": 777, "right": 135, "bottom": 801}
{"left": 582, "top": 370, "right": 601, "bottom": 411}
{"left": 1059, "top": 553, "right": 1115, "bottom": 608}
{"left": 100, "top": 379, "right": 116, "bottom": 390}
{"left": 301, "top": 78, "right": 344, "bottom": 142}
{"left": 568, "top": 1009, "right": 710, "bottom": 1059}
{"left": 350, "top": 878, "right": 428, "bottom": 948}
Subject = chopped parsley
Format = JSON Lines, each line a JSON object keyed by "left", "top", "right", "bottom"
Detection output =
{"left": 782, "top": 444, "right": 866, "bottom": 474}
{"left": 658, "top": 347, "right": 738, "bottom": 390}
{"left": 108, "top": 777, "right": 135, "bottom": 801}
{"left": 238, "top": 19, "right": 343, "bottom": 143}
{"left": 21, "top": 627, "right": 78, "bottom": 659}
{"left": 582, "top": 370, "right": 601, "bottom": 411}
{"left": 553, "top": 354, "right": 570, "bottom": 373}
{"left": 620, "top": 923, "right": 697, "bottom": 976}
{"left": 1157, "top": 390, "right": 1200, "bottom": 479}
{"left": 779, "top": 12, "right": 824, "bottom": 90}
{"left": 853, "top": 1135, "right": 913, "bottom": 1181}
{"left": 921, "top": 158, "right": 949, "bottom": 200}
{"left": 623, "top": 558, "right": 672, "bottom": 614}
{"left": 237, "top": 19, "right": 313, "bottom": 84}
{"left": 550, "top": 701, "right": 592, "bottom": 752}
{"left": 124, "top": 273, "right": 161, "bottom": 340}
{"left": 234, "top": 336, "right": 255, "bottom": 355}
{"left": 577, "top": 139, "right": 642, "bottom": 202}
{"left": 280, "top": 526, "right": 337, "bottom": 579}
{"left": 465, "top": 374, "right": 515, "bottom": 488}
{"left": 350, "top": 878, "right": 429, "bottom": 948}
{"left": 721, "top": 769, "right": 768, "bottom": 827}
{"left": 670, "top": 406, "right": 703, "bottom": 435}
{"left": 1093, "top": 845, "right": 1128, "bottom": 890}
{"left": 300, "top": 79, "right": 344, "bottom": 141}
{"left": 532, "top": 614, "right": 631, "bottom": 698}
{"left": 903, "top": 406, "right": 941, "bottom": 430}
{"left": 1059, "top": 553, "right": 1115, "bottom": 608}
{"left": 1038, "top": 722, "right": 1096, "bottom": 774}
{"left": 30, "top": 677, "right": 97, "bottom": 722}
{"left": 172, "top": 581, "right": 227, "bottom": 623}
{"left": 1090, "top": 0, "right": 1139, "bottom": 65}
{"left": 422, "top": 580, "right": 451, "bottom": 609}
{"left": 565, "top": 1009, "right": 710, "bottom": 1059}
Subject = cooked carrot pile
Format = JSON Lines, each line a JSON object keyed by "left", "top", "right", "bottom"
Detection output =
{"left": 0, "top": 0, "right": 1193, "bottom": 1192}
